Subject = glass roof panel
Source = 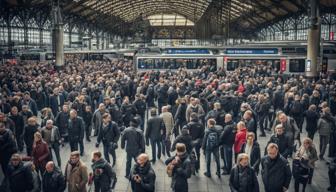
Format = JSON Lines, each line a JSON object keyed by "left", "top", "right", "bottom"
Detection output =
{"left": 147, "top": 13, "right": 194, "bottom": 26}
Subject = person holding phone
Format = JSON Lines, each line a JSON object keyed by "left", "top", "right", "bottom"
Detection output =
{"left": 130, "top": 153, "right": 156, "bottom": 192}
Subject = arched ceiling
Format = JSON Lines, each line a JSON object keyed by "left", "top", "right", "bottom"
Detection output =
{"left": 2, "top": 0, "right": 336, "bottom": 36}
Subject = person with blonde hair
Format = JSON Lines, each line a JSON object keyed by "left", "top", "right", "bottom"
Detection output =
{"left": 32, "top": 131, "right": 50, "bottom": 175}
{"left": 165, "top": 143, "right": 191, "bottom": 192}
{"left": 293, "top": 138, "right": 318, "bottom": 192}
{"left": 240, "top": 132, "right": 261, "bottom": 174}
{"left": 229, "top": 153, "right": 259, "bottom": 192}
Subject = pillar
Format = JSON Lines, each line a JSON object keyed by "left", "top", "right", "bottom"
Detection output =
{"left": 39, "top": 27, "right": 43, "bottom": 48}
{"left": 306, "top": 0, "right": 320, "bottom": 77}
{"left": 6, "top": 16, "right": 12, "bottom": 55}
{"left": 52, "top": 5, "right": 64, "bottom": 69}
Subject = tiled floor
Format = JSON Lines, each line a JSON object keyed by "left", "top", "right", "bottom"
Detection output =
{"left": 0, "top": 120, "right": 331, "bottom": 192}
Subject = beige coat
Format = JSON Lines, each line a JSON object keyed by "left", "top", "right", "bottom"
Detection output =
{"left": 161, "top": 111, "right": 174, "bottom": 137}
{"left": 65, "top": 160, "right": 88, "bottom": 192}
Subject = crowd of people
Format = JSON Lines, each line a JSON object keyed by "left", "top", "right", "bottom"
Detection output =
{"left": 0, "top": 56, "right": 335, "bottom": 192}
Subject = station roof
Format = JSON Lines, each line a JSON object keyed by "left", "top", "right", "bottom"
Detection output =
{"left": 2, "top": 0, "right": 336, "bottom": 34}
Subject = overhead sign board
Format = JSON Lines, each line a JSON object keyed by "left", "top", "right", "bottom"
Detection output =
{"left": 166, "top": 49, "right": 210, "bottom": 54}
{"left": 224, "top": 48, "right": 278, "bottom": 55}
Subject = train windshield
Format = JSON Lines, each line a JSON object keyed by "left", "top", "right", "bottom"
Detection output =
{"left": 227, "top": 59, "right": 280, "bottom": 71}
{"left": 137, "top": 58, "right": 217, "bottom": 70}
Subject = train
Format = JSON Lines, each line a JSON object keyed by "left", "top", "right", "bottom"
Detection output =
{"left": 134, "top": 41, "right": 336, "bottom": 75}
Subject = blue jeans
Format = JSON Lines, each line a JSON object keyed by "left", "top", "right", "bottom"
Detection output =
{"left": 205, "top": 148, "right": 220, "bottom": 175}
{"left": 103, "top": 143, "right": 116, "bottom": 164}
{"left": 150, "top": 139, "right": 162, "bottom": 161}
{"left": 222, "top": 145, "right": 233, "bottom": 172}
{"left": 126, "top": 153, "right": 137, "bottom": 177}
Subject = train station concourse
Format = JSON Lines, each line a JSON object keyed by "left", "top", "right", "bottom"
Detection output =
{"left": 1, "top": 0, "right": 336, "bottom": 192}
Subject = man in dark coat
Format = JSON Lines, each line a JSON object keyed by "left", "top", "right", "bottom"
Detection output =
{"left": 42, "top": 161, "right": 66, "bottom": 192}
{"left": 121, "top": 118, "right": 145, "bottom": 178}
{"left": 7, "top": 154, "right": 34, "bottom": 192}
{"left": 22, "top": 92, "right": 38, "bottom": 116}
{"left": 0, "top": 122, "right": 17, "bottom": 179}
{"left": 130, "top": 153, "right": 156, "bottom": 192}
{"left": 83, "top": 105, "right": 93, "bottom": 142}
{"left": 165, "top": 143, "right": 192, "bottom": 192}
{"left": 96, "top": 113, "right": 120, "bottom": 166}
{"left": 174, "top": 98, "right": 188, "bottom": 136}
{"left": 55, "top": 104, "right": 70, "bottom": 141}
{"left": 49, "top": 88, "right": 65, "bottom": 116}
{"left": 8, "top": 106, "right": 25, "bottom": 152}
{"left": 220, "top": 114, "right": 236, "bottom": 175}
{"left": 266, "top": 124, "right": 291, "bottom": 158}
{"left": 145, "top": 108, "right": 165, "bottom": 163}
{"left": 133, "top": 94, "right": 147, "bottom": 130}
{"left": 261, "top": 143, "right": 292, "bottom": 192}
{"left": 91, "top": 151, "right": 117, "bottom": 192}
{"left": 156, "top": 80, "right": 169, "bottom": 115}
{"left": 184, "top": 113, "right": 204, "bottom": 172}
{"left": 68, "top": 109, "right": 85, "bottom": 156}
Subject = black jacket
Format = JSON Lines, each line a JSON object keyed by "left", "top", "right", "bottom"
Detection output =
{"left": 184, "top": 120, "right": 204, "bottom": 146}
{"left": 261, "top": 154, "right": 292, "bottom": 192}
{"left": 146, "top": 115, "right": 165, "bottom": 141}
{"left": 8, "top": 162, "right": 34, "bottom": 192}
{"left": 92, "top": 158, "right": 116, "bottom": 192}
{"left": 9, "top": 114, "right": 25, "bottom": 136}
{"left": 131, "top": 162, "right": 156, "bottom": 192}
{"left": 165, "top": 153, "right": 192, "bottom": 192}
{"left": 266, "top": 134, "right": 291, "bottom": 158}
{"left": 42, "top": 167, "right": 66, "bottom": 192}
{"left": 68, "top": 117, "right": 85, "bottom": 141}
{"left": 229, "top": 165, "right": 259, "bottom": 192}
{"left": 0, "top": 129, "right": 17, "bottom": 164}
{"left": 240, "top": 141, "right": 261, "bottom": 173}
{"left": 303, "top": 110, "right": 319, "bottom": 133}
{"left": 55, "top": 111, "right": 69, "bottom": 133}
{"left": 220, "top": 121, "right": 237, "bottom": 147}
{"left": 174, "top": 103, "right": 187, "bottom": 122}
{"left": 24, "top": 124, "right": 39, "bottom": 148}
{"left": 97, "top": 121, "right": 120, "bottom": 145}
{"left": 121, "top": 126, "right": 145, "bottom": 156}
{"left": 171, "top": 129, "right": 193, "bottom": 153}
{"left": 133, "top": 99, "right": 147, "bottom": 117}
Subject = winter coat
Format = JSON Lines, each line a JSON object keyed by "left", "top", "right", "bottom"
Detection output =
{"left": 64, "top": 160, "right": 88, "bottom": 192}
{"left": 261, "top": 154, "right": 292, "bottom": 192}
{"left": 303, "top": 110, "right": 319, "bottom": 133}
{"left": 9, "top": 113, "right": 25, "bottom": 136}
{"left": 146, "top": 115, "right": 165, "bottom": 141}
{"left": 295, "top": 145, "right": 318, "bottom": 168}
{"left": 202, "top": 125, "right": 223, "bottom": 151}
{"left": 121, "top": 126, "right": 145, "bottom": 156}
{"left": 24, "top": 124, "right": 39, "bottom": 150}
{"left": 42, "top": 167, "right": 66, "bottom": 192}
{"left": 40, "top": 126, "right": 61, "bottom": 146}
{"left": 234, "top": 127, "right": 247, "bottom": 153}
{"left": 32, "top": 140, "right": 50, "bottom": 171}
{"left": 55, "top": 111, "right": 70, "bottom": 135}
{"left": 130, "top": 161, "right": 156, "bottom": 192}
{"left": 172, "top": 129, "right": 193, "bottom": 153}
{"left": 317, "top": 113, "right": 335, "bottom": 136}
{"left": 240, "top": 141, "right": 261, "bottom": 173}
{"left": 49, "top": 94, "right": 65, "bottom": 116}
{"left": 8, "top": 162, "right": 34, "bottom": 192}
{"left": 186, "top": 104, "right": 205, "bottom": 123}
{"left": 220, "top": 121, "right": 236, "bottom": 147}
{"left": 184, "top": 120, "right": 204, "bottom": 147}
{"left": 68, "top": 117, "right": 85, "bottom": 141}
{"left": 92, "top": 109, "right": 104, "bottom": 133}
{"left": 229, "top": 165, "right": 259, "bottom": 192}
{"left": 174, "top": 103, "right": 187, "bottom": 122}
{"left": 92, "top": 158, "right": 116, "bottom": 192}
{"left": 282, "top": 117, "right": 300, "bottom": 141}
{"left": 97, "top": 121, "right": 120, "bottom": 145}
{"left": 266, "top": 134, "right": 291, "bottom": 158}
{"left": 165, "top": 153, "right": 192, "bottom": 192}
{"left": 161, "top": 112, "right": 175, "bottom": 137}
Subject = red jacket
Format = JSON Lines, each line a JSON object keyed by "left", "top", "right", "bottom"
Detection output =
{"left": 32, "top": 140, "right": 50, "bottom": 170}
{"left": 234, "top": 127, "right": 247, "bottom": 153}
{"left": 237, "top": 84, "right": 245, "bottom": 94}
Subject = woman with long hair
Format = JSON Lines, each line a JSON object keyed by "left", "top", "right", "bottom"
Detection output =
{"left": 32, "top": 132, "right": 50, "bottom": 175}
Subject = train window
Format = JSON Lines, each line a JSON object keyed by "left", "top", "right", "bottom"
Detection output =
{"left": 227, "top": 59, "right": 239, "bottom": 71}
{"left": 289, "top": 59, "right": 305, "bottom": 72}
{"left": 137, "top": 58, "right": 216, "bottom": 70}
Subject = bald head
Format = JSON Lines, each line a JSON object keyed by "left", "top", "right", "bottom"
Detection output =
{"left": 45, "top": 161, "right": 55, "bottom": 173}
{"left": 137, "top": 153, "right": 149, "bottom": 167}
{"left": 225, "top": 114, "right": 232, "bottom": 123}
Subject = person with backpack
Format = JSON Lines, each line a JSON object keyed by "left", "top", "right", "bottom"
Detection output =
{"left": 90, "top": 151, "right": 117, "bottom": 192}
{"left": 121, "top": 118, "right": 145, "bottom": 178}
{"left": 229, "top": 153, "right": 260, "bottom": 192}
{"left": 278, "top": 112, "right": 300, "bottom": 156}
{"left": 202, "top": 118, "right": 222, "bottom": 178}
{"left": 289, "top": 95, "right": 304, "bottom": 133}
{"left": 317, "top": 107, "right": 335, "bottom": 160}
{"left": 96, "top": 113, "right": 120, "bottom": 166}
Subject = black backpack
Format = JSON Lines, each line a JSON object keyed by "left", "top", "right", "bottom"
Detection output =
{"left": 206, "top": 131, "right": 219, "bottom": 149}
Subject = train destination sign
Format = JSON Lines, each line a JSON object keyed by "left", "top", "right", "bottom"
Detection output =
{"left": 166, "top": 49, "right": 210, "bottom": 54}
{"left": 225, "top": 48, "right": 279, "bottom": 55}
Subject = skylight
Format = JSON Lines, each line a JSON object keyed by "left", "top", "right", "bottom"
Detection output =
{"left": 147, "top": 13, "right": 194, "bottom": 26}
